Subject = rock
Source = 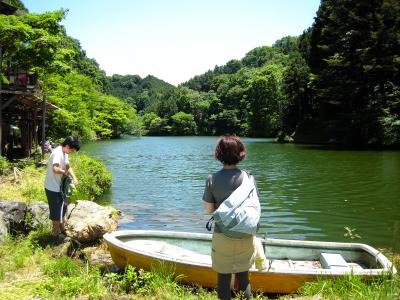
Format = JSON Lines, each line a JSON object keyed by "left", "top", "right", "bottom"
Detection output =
{"left": 65, "top": 200, "right": 119, "bottom": 243}
{"left": 0, "top": 211, "right": 8, "bottom": 243}
{"left": 27, "top": 201, "right": 50, "bottom": 229}
{"left": 53, "top": 240, "right": 74, "bottom": 257}
{"left": 0, "top": 200, "right": 27, "bottom": 233}
{"left": 81, "top": 244, "right": 117, "bottom": 272}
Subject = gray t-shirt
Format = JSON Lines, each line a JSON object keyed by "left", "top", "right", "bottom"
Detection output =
{"left": 203, "top": 168, "right": 243, "bottom": 207}
{"left": 203, "top": 168, "right": 244, "bottom": 233}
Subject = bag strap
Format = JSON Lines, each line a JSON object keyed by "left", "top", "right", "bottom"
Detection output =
{"left": 226, "top": 171, "right": 255, "bottom": 211}
{"left": 206, "top": 216, "right": 214, "bottom": 231}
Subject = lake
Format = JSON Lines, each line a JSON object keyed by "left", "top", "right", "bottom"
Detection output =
{"left": 82, "top": 136, "right": 400, "bottom": 252}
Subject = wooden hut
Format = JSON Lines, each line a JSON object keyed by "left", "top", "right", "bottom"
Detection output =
{"left": 0, "top": 0, "right": 18, "bottom": 15}
{"left": 0, "top": 66, "right": 59, "bottom": 159}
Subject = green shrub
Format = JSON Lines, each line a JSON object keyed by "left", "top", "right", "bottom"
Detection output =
{"left": 0, "top": 155, "right": 10, "bottom": 175}
{"left": 69, "top": 153, "right": 112, "bottom": 201}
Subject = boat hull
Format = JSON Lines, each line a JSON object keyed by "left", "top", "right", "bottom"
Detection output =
{"left": 104, "top": 230, "right": 396, "bottom": 293}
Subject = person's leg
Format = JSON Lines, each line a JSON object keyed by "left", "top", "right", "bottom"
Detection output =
{"left": 217, "top": 273, "right": 232, "bottom": 300}
{"left": 46, "top": 189, "right": 67, "bottom": 236}
{"left": 236, "top": 271, "right": 251, "bottom": 300}
{"left": 51, "top": 220, "right": 61, "bottom": 234}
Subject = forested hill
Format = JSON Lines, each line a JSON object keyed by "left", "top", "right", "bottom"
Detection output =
{"left": 105, "top": 74, "right": 174, "bottom": 112}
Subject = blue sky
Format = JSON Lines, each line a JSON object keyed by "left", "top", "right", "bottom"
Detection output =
{"left": 23, "top": 0, "right": 320, "bottom": 85}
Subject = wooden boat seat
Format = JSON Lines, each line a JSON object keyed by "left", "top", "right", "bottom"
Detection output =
{"left": 320, "top": 253, "right": 350, "bottom": 270}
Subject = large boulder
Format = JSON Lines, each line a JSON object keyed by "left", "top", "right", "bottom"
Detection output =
{"left": 27, "top": 201, "right": 50, "bottom": 229}
{"left": 65, "top": 200, "right": 119, "bottom": 243}
{"left": 0, "top": 211, "right": 8, "bottom": 243}
{"left": 0, "top": 200, "right": 27, "bottom": 233}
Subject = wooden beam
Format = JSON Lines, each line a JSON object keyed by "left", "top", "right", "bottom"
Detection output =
{"left": 28, "top": 109, "right": 32, "bottom": 156}
{"left": 41, "top": 95, "right": 46, "bottom": 160}
{"left": 0, "top": 106, "right": 2, "bottom": 156}
{"left": 0, "top": 89, "right": 37, "bottom": 95}
{"left": 0, "top": 94, "right": 17, "bottom": 110}
{"left": 0, "top": 46, "right": 3, "bottom": 155}
{"left": 33, "top": 103, "right": 38, "bottom": 147}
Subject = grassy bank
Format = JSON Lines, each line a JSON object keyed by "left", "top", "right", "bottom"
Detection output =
{"left": 0, "top": 227, "right": 218, "bottom": 299}
{"left": 0, "top": 227, "right": 398, "bottom": 299}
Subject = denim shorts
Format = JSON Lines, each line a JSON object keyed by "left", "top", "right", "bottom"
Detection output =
{"left": 45, "top": 188, "right": 67, "bottom": 221}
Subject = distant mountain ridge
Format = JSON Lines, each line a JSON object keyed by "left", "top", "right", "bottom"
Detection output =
{"left": 105, "top": 74, "right": 174, "bottom": 111}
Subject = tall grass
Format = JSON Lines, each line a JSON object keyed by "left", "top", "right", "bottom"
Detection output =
{"left": 0, "top": 165, "right": 46, "bottom": 203}
{"left": 298, "top": 252, "right": 400, "bottom": 300}
{"left": 0, "top": 228, "right": 218, "bottom": 299}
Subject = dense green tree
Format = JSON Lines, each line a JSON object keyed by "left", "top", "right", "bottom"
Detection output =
{"left": 220, "top": 59, "right": 243, "bottom": 74}
{"left": 307, "top": 0, "right": 400, "bottom": 146}
{"left": 0, "top": 10, "right": 65, "bottom": 71}
{"left": 242, "top": 46, "right": 287, "bottom": 68}
{"left": 282, "top": 52, "right": 312, "bottom": 134}
{"left": 273, "top": 36, "right": 300, "bottom": 56}
{"left": 44, "top": 71, "right": 138, "bottom": 141}
{"left": 248, "top": 65, "right": 284, "bottom": 137}
{"left": 181, "top": 70, "right": 215, "bottom": 92}
{"left": 141, "top": 112, "right": 168, "bottom": 135}
{"left": 170, "top": 112, "right": 197, "bottom": 135}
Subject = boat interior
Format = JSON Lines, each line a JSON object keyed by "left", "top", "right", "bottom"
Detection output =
{"left": 117, "top": 236, "right": 385, "bottom": 271}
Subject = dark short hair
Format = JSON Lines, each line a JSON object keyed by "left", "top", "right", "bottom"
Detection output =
{"left": 215, "top": 135, "right": 246, "bottom": 165}
{"left": 61, "top": 136, "right": 81, "bottom": 151}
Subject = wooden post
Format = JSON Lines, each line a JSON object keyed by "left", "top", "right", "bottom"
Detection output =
{"left": 28, "top": 109, "right": 31, "bottom": 156}
{"left": 41, "top": 95, "right": 46, "bottom": 160}
{"left": 0, "top": 106, "right": 2, "bottom": 157}
{"left": 0, "top": 107, "right": 2, "bottom": 157}
{"left": 0, "top": 45, "right": 3, "bottom": 156}
{"left": 21, "top": 109, "right": 29, "bottom": 156}
{"left": 33, "top": 102, "right": 38, "bottom": 148}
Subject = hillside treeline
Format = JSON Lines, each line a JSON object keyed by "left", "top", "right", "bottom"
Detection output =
{"left": 107, "top": 0, "right": 399, "bottom": 147}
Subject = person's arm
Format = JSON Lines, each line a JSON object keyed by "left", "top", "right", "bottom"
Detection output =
{"left": 204, "top": 202, "right": 215, "bottom": 213}
{"left": 203, "top": 175, "right": 215, "bottom": 213}
{"left": 52, "top": 163, "right": 67, "bottom": 175}
{"left": 66, "top": 165, "right": 78, "bottom": 185}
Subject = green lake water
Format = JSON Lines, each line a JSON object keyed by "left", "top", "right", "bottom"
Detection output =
{"left": 82, "top": 136, "right": 400, "bottom": 252}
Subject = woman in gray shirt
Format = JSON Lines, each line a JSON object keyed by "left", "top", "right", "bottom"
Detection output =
{"left": 203, "top": 135, "right": 255, "bottom": 300}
